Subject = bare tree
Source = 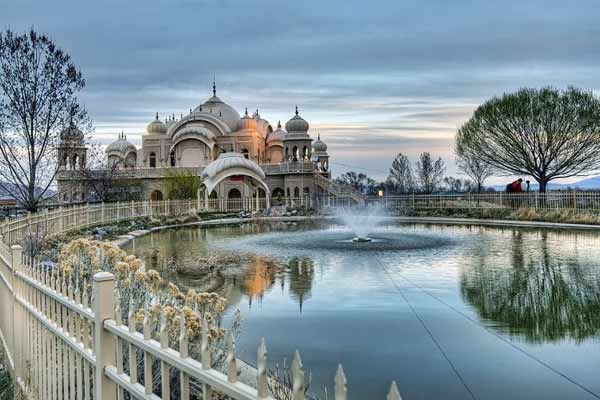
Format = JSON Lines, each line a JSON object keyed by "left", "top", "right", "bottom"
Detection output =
{"left": 0, "top": 29, "right": 88, "bottom": 211}
{"left": 387, "top": 152, "right": 415, "bottom": 193}
{"left": 75, "top": 143, "right": 122, "bottom": 202}
{"left": 456, "top": 87, "right": 600, "bottom": 192}
{"left": 335, "top": 171, "right": 377, "bottom": 194}
{"left": 455, "top": 149, "right": 493, "bottom": 193}
{"left": 415, "top": 152, "right": 445, "bottom": 194}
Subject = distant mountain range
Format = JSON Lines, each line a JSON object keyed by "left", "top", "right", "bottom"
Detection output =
{"left": 491, "top": 176, "right": 600, "bottom": 191}
{"left": 0, "top": 182, "right": 56, "bottom": 202}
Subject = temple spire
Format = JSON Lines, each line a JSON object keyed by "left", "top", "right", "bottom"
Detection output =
{"left": 277, "top": 120, "right": 281, "bottom": 129}
{"left": 155, "top": 112, "right": 159, "bottom": 120}
{"left": 295, "top": 105, "right": 299, "bottom": 116}
{"left": 212, "top": 77, "right": 216, "bottom": 96}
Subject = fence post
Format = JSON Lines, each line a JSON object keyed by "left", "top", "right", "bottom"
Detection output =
{"left": 10, "top": 245, "right": 22, "bottom": 380}
{"left": 44, "top": 208, "right": 49, "bottom": 234}
{"left": 131, "top": 200, "right": 135, "bottom": 218}
{"left": 58, "top": 206, "right": 64, "bottom": 233}
{"left": 101, "top": 202, "right": 106, "bottom": 223}
{"left": 93, "top": 272, "right": 117, "bottom": 400}
{"left": 116, "top": 201, "right": 120, "bottom": 221}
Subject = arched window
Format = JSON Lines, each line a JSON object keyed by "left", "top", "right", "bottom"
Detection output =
{"left": 285, "top": 147, "right": 289, "bottom": 160}
{"left": 292, "top": 146, "right": 298, "bottom": 161}
{"left": 302, "top": 146, "right": 308, "bottom": 160}
{"left": 72, "top": 154, "right": 78, "bottom": 169}
{"left": 294, "top": 187, "right": 300, "bottom": 197}
{"left": 228, "top": 188, "right": 242, "bottom": 199}
{"left": 150, "top": 190, "right": 163, "bottom": 201}
{"left": 241, "top": 149, "right": 249, "bottom": 159}
{"left": 149, "top": 152, "right": 156, "bottom": 168}
{"left": 170, "top": 150, "right": 176, "bottom": 167}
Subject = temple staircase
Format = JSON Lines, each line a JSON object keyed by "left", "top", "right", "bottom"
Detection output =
{"left": 314, "top": 173, "right": 366, "bottom": 205}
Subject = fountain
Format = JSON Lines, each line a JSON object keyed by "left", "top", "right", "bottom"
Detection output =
{"left": 336, "top": 204, "right": 385, "bottom": 243}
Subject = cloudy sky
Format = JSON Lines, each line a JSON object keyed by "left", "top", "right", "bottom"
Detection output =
{"left": 3, "top": 0, "right": 600, "bottom": 182}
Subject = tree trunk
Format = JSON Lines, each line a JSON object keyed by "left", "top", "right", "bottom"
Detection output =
{"left": 538, "top": 177, "right": 548, "bottom": 193}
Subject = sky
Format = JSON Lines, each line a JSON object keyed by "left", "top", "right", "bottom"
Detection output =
{"left": 3, "top": 0, "right": 600, "bottom": 183}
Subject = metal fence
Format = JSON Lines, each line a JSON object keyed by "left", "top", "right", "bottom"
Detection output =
{"left": 0, "top": 200, "right": 402, "bottom": 400}
{"left": 322, "top": 191, "right": 600, "bottom": 211}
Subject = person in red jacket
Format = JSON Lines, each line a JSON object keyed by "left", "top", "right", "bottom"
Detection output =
{"left": 511, "top": 178, "right": 523, "bottom": 193}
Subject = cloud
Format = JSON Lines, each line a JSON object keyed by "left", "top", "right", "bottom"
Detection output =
{"left": 2, "top": 0, "right": 600, "bottom": 183}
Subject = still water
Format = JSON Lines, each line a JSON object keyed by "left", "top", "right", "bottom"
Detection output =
{"left": 124, "top": 221, "right": 600, "bottom": 400}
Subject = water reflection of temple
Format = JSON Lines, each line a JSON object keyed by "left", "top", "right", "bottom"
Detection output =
{"left": 461, "top": 230, "right": 600, "bottom": 343}
{"left": 287, "top": 258, "right": 315, "bottom": 312}
{"left": 218, "top": 256, "right": 315, "bottom": 312}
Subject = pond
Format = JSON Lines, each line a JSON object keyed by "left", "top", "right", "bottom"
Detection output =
{"left": 124, "top": 220, "right": 600, "bottom": 400}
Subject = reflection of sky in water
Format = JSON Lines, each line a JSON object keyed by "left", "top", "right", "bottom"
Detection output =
{"left": 125, "top": 222, "right": 600, "bottom": 400}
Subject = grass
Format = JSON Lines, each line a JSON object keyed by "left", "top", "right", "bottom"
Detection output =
{"left": 0, "top": 346, "right": 14, "bottom": 400}
{"left": 396, "top": 207, "right": 600, "bottom": 225}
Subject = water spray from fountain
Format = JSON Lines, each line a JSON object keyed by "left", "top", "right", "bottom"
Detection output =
{"left": 335, "top": 203, "right": 387, "bottom": 243}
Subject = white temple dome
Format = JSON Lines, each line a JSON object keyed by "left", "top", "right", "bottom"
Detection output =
{"left": 60, "top": 124, "right": 84, "bottom": 142}
{"left": 312, "top": 134, "right": 327, "bottom": 152}
{"left": 285, "top": 106, "right": 309, "bottom": 133}
{"left": 267, "top": 121, "right": 286, "bottom": 143}
{"left": 106, "top": 132, "right": 136, "bottom": 155}
{"left": 192, "top": 83, "right": 240, "bottom": 132}
{"left": 146, "top": 113, "right": 167, "bottom": 135}
{"left": 238, "top": 108, "right": 257, "bottom": 131}
{"left": 201, "top": 152, "right": 265, "bottom": 181}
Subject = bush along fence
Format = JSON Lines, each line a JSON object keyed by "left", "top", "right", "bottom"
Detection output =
{"left": 0, "top": 201, "right": 403, "bottom": 400}
{"left": 322, "top": 191, "right": 600, "bottom": 211}
{"left": 0, "top": 197, "right": 312, "bottom": 247}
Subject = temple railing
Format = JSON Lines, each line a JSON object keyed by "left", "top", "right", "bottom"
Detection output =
{"left": 57, "top": 162, "right": 317, "bottom": 181}
{"left": 261, "top": 162, "right": 315, "bottom": 174}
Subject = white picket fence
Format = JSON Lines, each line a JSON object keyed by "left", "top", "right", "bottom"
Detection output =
{"left": 0, "top": 200, "right": 402, "bottom": 400}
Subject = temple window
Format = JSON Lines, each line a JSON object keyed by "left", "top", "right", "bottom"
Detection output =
{"left": 170, "top": 150, "right": 176, "bottom": 167}
{"left": 149, "top": 152, "right": 156, "bottom": 168}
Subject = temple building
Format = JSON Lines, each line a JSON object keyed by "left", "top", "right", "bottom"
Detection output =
{"left": 56, "top": 83, "right": 339, "bottom": 209}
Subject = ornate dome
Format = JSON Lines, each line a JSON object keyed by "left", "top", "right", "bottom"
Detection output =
{"left": 285, "top": 106, "right": 309, "bottom": 133}
{"left": 106, "top": 132, "right": 136, "bottom": 155}
{"left": 201, "top": 152, "right": 265, "bottom": 181}
{"left": 254, "top": 109, "right": 271, "bottom": 137}
{"left": 239, "top": 108, "right": 257, "bottom": 131}
{"left": 146, "top": 113, "right": 167, "bottom": 135}
{"left": 267, "top": 121, "right": 286, "bottom": 143}
{"left": 60, "top": 124, "right": 84, "bottom": 142}
{"left": 312, "top": 133, "right": 327, "bottom": 153}
{"left": 192, "top": 83, "right": 240, "bottom": 132}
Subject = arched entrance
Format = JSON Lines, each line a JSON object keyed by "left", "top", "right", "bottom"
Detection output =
{"left": 228, "top": 188, "right": 241, "bottom": 198}
{"left": 150, "top": 190, "right": 163, "bottom": 201}
{"left": 201, "top": 153, "right": 271, "bottom": 211}
{"left": 272, "top": 188, "right": 285, "bottom": 205}
{"left": 227, "top": 188, "right": 242, "bottom": 211}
